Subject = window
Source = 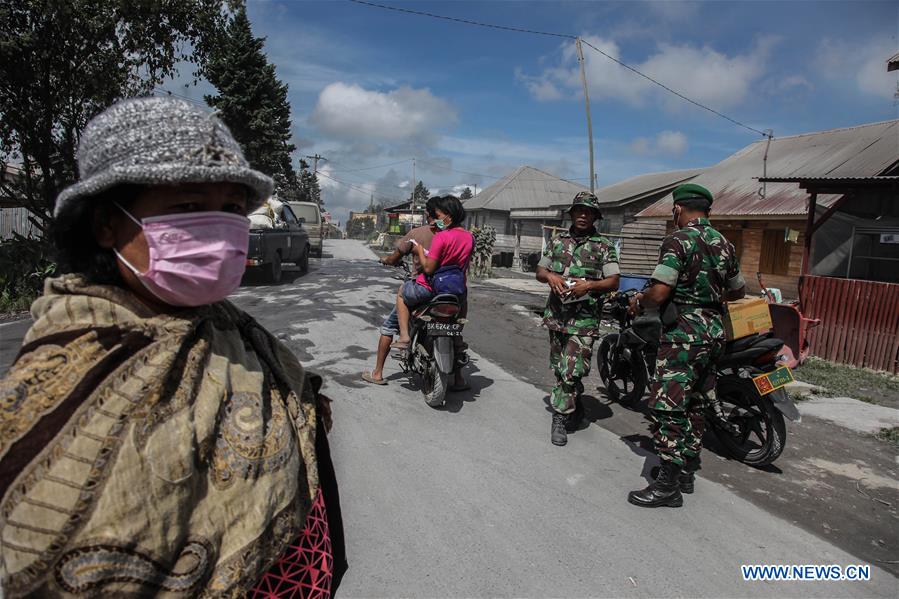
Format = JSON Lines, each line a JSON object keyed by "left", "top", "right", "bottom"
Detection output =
{"left": 759, "top": 229, "right": 791, "bottom": 276}
{"left": 281, "top": 205, "right": 299, "bottom": 225}
{"left": 289, "top": 203, "right": 320, "bottom": 224}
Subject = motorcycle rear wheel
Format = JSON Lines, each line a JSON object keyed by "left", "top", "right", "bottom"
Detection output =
{"left": 597, "top": 334, "right": 647, "bottom": 408}
{"left": 420, "top": 352, "right": 449, "bottom": 407}
{"left": 710, "top": 377, "right": 787, "bottom": 466}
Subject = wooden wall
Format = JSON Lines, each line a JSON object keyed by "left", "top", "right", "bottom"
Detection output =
{"left": 714, "top": 219, "right": 805, "bottom": 299}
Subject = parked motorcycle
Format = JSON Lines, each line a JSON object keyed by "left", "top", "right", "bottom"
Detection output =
{"left": 597, "top": 290, "right": 800, "bottom": 466}
{"left": 385, "top": 261, "right": 468, "bottom": 407}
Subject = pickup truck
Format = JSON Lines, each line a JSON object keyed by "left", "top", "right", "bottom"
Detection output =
{"left": 246, "top": 200, "right": 310, "bottom": 283}
{"left": 288, "top": 201, "right": 324, "bottom": 257}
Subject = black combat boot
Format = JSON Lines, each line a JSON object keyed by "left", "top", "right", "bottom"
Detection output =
{"left": 551, "top": 412, "right": 568, "bottom": 446}
{"left": 627, "top": 461, "right": 684, "bottom": 508}
{"left": 679, "top": 456, "right": 700, "bottom": 494}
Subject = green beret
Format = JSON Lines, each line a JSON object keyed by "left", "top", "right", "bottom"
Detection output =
{"left": 672, "top": 183, "right": 713, "bottom": 206}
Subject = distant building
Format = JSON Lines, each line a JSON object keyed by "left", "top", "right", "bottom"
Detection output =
{"left": 465, "top": 166, "right": 590, "bottom": 267}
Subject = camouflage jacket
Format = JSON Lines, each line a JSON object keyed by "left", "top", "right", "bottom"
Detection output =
{"left": 538, "top": 228, "right": 620, "bottom": 336}
{"left": 651, "top": 217, "right": 744, "bottom": 344}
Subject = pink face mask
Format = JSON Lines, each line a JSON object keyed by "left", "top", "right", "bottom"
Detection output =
{"left": 114, "top": 204, "right": 250, "bottom": 307}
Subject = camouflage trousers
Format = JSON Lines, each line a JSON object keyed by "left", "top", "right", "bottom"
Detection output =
{"left": 649, "top": 341, "right": 723, "bottom": 466}
{"left": 549, "top": 331, "right": 596, "bottom": 414}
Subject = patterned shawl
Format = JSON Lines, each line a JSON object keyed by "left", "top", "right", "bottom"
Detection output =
{"left": 0, "top": 275, "right": 320, "bottom": 597}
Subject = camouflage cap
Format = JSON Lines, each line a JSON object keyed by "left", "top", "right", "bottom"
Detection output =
{"left": 672, "top": 183, "right": 713, "bottom": 206}
{"left": 568, "top": 191, "right": 603, "bottom": 216}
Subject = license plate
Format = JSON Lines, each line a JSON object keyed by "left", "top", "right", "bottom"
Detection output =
{"left": 753, "top": 366, "right": 794, "bottom": 395}
{"left": 426, "top": 322, "right": 463, "bottom": 336}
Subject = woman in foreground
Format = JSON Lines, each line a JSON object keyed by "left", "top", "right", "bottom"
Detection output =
{"left": 0, "top": 97, "right": 345, "bottom": 597}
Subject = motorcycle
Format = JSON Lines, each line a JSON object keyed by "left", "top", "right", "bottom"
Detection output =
{"left": 385, "top": 261, "right": 469, "bottom": 407}
{"left": 597, "top": 289, "right": 801, "bottom": 467}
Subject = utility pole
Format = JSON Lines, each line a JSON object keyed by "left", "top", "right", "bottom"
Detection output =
{"left": 412, "top": 157, "right": 422, "bottom": 225}
{"left": 576, "top": 37, "right": 596, "bottom": 193}
{"left": 305, "top": 154, "right": 327, "bottom": 174}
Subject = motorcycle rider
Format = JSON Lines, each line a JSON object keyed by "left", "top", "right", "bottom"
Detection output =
{"left": 363, "top": 198, "right": 468, "bottom": 391}
{"left": 536, "top": 191, "right": 620, "bottom": 446}
{"left": 627, "top": 183, "right": 745, "bottom": 508}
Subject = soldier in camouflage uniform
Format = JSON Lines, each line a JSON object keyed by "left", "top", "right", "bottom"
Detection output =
{"left": 627, "top": 183, "right": 745, "bottom": 508}
{"left": 536, "top": 192, "right": 620, "bottom": 446}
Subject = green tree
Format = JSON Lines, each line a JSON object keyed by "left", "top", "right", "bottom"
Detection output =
{"left": 410, "top": 180, "right": 429, "bottom": 204}
{"left": 204, "top": 5, "right": 298, "bottom": 198}
{"left": 0, "top": 0, "right": 227, "bottom": 228}
{"left": 460, "top": 186, "right": 473, "bottom": 200}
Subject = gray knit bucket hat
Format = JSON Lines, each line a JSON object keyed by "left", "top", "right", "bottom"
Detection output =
{"left": 55, "top": 96, "right": 274, "bottom": 217}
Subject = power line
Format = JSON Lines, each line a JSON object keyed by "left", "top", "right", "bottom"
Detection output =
{"left": 349, "top": 0, "right": 770, "bottom": 138}
{"left": 578, "top": 40, "right": 767, "bottom": 137}
{"left": 316, "top": 171, "right": 403, "bottom": 204}
{"left": 154, "top": 88, "right": 204, "bottom": 106}
{"left": 330, "top": 158, "right": 412, "bottom": 173}
{"left": 348, "top": 0, "right": 573, "bottom": 39}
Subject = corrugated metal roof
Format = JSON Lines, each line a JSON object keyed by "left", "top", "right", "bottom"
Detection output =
{"left": 557, "top": 168, "right": 704, "bottom": 208}
{"left": 463, "top": 166, "right": 589, "bottom": 212}
{"left": 637, "top": 120, "right": 899, "bottom": 218}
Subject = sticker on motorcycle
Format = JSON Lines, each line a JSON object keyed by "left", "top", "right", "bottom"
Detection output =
{"left": 752, "top": 366, "right": 794, "bottom": 396}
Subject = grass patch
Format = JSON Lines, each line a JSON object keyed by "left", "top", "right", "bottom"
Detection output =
{"left": 875, "top": 427, "right": 899, "bottom": 448}
{"left": 0, "top": 291, "right": 37, "bottom": 315}
{"left": 795, "top": 356, "right": 899, "bottom": 406}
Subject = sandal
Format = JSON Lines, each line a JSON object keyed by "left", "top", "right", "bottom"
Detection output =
{"left": 361, "top": 370, "right": 388, "bottom": 385}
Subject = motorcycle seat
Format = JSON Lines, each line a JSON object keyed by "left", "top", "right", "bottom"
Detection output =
{"left": 720, "top": 336, "right": 784, "bottom": 367}
{"left": 429, "top": 294, "right": 460, "bottom": 305}
{"left": 725, "top": 332, "right": 773, "bottom": 354}
{"left": 412, "top": 294, "right": 461, "bottom": 318}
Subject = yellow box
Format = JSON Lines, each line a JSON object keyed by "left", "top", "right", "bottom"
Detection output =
{"left": 724, "top": 297, "right": 772, "bottom": 340}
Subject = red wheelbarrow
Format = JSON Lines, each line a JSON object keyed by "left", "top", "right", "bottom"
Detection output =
{"left": 758, "top": 273, "right": 821, "bottom": 368}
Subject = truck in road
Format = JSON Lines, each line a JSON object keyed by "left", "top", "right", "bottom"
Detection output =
{"left": 246, "top": 199, "right": 310, "bottom": 283}
{"left": 288, "top": 201, "right": 324, "bottom": 257}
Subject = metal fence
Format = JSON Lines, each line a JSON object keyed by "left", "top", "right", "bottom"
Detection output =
{"left": 800, "top": 275, "right": 899, "bottom": 373}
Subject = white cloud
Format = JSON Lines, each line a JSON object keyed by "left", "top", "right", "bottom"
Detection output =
{"left": 630, "top": 130, "right": 688, "bottom": 156}
{"left": 656, "top": 130, "right": 688, "bottom": 155}
{"left": 520, "top": 35, "right": 776, "bottom": 111}
{"left": 309, "top": 82, "right": 457, "bottom": 143}
{"left": 817, "top": 36, "right": 898, "bottom": 99}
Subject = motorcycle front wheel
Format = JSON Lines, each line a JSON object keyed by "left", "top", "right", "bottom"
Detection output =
{"left": 597, "top": 334, "right": 647, "bottom": 408}
{"left": 709, "top": 377, "right": 787, "bottom": 466}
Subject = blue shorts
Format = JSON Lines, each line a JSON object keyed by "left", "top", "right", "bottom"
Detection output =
{"left": 402, "top": 279, "right": 434, "bottom": 308}
{"left": 380, "top": 306, "right": 399, "bottom": 337}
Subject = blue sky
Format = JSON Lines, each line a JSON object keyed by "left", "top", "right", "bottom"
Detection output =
{"left": 165, "top": 1, "right": 898, "bottom": 226}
